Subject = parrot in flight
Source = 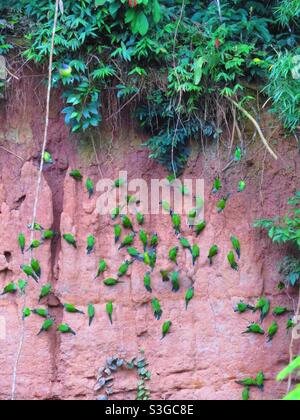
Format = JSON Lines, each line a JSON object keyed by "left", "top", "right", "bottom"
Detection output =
{"left": 64, "top": 304, "right": 84, "bottom": 315}
{"left": 231, "top": 236, "right": 241, "bottom": 259}
{"left": 170, "top": 271, "right": 180, "bottom": 292}
{"left": 195, "top": 221, "right": 206, "bottom": 237}
{"left": 86, "top": 235, "right": 95, "bottom": 255}
{"left": 88, "top": 304, "right": 95, "bottom": 326}
{"left": 57, "top": 324, "right": 76, "bottom": 335}
{"left": 192, "top": 244, "right": 200, "bottom": 266}
{"left": 70, "top": 169, "right": 83, "bottom": 181}
{"left": 152, "top": 298, "right": 163, "bottom": 320}
{"left": 39, "top": 284, "right": 52, "bottom": 302}
{"left": 18, "top": 233, "right": 26, "bottom": 254}
{"left": 119, "top": 234, "right": 135, "bottom": 250}
{"left": 106, "top": 301, "right": 113, "bottom": 324}
{"left": 1, "top": 282, "right": 17, "bottom": 296}
{"left": 144, "top": 272, "right": 152, "bottom": 293}
{"left": 63, "top": 234, "right": 77, "bottom": 248}
{"left": 228, "top": 251, "right": 238, "bottom": 271}
{"left": 162, "top": 321, "right": 172, "bottom": 339}
{"left": 37, "top": 318, "right": 54, "bottom": 336}
{"left": 114, "top": 224, "right": 122, "bottom": 244}
{"left": 21, "top": 264, "right": 39, "bottom": 283}
{"left": 208, "top": 245, "right": 218, "bottom": 265}
{"left": 212, "top": 177, "right": 222, "bottom": 194}
{"left": 243, "top": 323, "right": 265, "bottom": 335}
{"left": 94, "top": 259, "right": 107, "bottom": 280}
{"left": 169, "top": 247, "right": 179, "bottom": 265}
{"left": 86, "top": 178, "right": 94, "bottom": 198}
{"left": 267, "top": 322, "right": 278, "bottom": 342}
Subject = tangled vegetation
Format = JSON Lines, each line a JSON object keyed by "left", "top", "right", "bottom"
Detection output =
{"left": 0, "top": 0, "right": 300, "bottom": 172}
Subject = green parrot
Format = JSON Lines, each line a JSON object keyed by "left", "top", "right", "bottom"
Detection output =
{"left": 144, "top": 272, "right": 152, "bottom": 293}
{"left": 42, "top": 230, "right": 55, "bottom": 240}
{"left": 195, "top": 221, "right": 206, "bottom": 237}
{"left": 171, "top": 213, "right": 181, "bottom": 235}
{"left": 152, "top": 298, "right": 163, "bottom": 320}
{"left": 139, "top": 229, "right": 148, "bottom": 251}
{"left": 150, "top": 233, "right": 158, "bottom": 249}
{"left": 18, "top": 233, "right": 26, "bottom": 254}
{"left": 70, "top": 169, "right": 83, "bottom": 181}
{"left": 242, "top": 387, "right": 250, "bottom": 401}
{"left": 149, "top": 250, "right": 157, "bottom": 270}
{"left": 231, "top": 236, "right": 241, "bottom": 259}
{"left": 238, "top": 180, "right": 246, "bottom": 193}
{"left": 43, "top": 151, "right": 53, "bottom": 164}
{"left": 217, "top": 195, "right": 230, "bottom": 213}
{"left": 170, "top": 271, "right": 180, "bottom": 292}
{"left": 185, "top": 287, "right": 195, "bottom": 310}
{"left": 273, "top": 307, "right": 292, "bottom": 316}
{"left": 143, "top": 252, "right": 151, "bottom": 266}
{"left": 104, "top": 278, "right": 124, "bottom": 287}
{"left": 1, "top": 282, "right": 17, "bottom": 296}
{"left": 88, "top": 303, "right": 95, "bottom": 326}
{"left": 32, "top": 308, "right": 49, "bottom": 318}
{"left": 64, "top": 303, "right": 84, "bottom": 314}
{"left": 63, "top": 234, "right": 77, "bottom": 248}
{"left": 31, "top": 259, "right": 41, "bottom": 279}
{"left": 169, "top": 247, "right": 179, "bottom": 265}
{"left": 160, "top": 200, "right": 172, "bottom": 214}
{"left": 166, "top": 174, "right": 176, "bottom": 184}
{"left": 136, "top": 212, "right": 145, "bottom": 225}
{"left": 234, "top": 146, "right": 242, "bottom": 162}
{"left": 118, "top": 260, "right": 133, "bottom": 277}
{"left": 22, "top": 307, "right": 31, "bottom": 320}
{"left": 236, "top": 377, "right": 258, "bottom": 387}
{"left": 94, "top": 259, "right": 107, "bottom": 280}
{"left": 118, "top": 233, "right": 135, "bottom": 250}
{"left": 111, "top": 206, "right": 121, "bottom": 220}
{"left": 212, "top": 177, "right": 222, "bottom": 194}
{"left": 86, "top": 177, "right": 94, "bottom": 198}
{"left": 37, "top": 318, "right": 54, "bottom": 336}
{"left": 27, "top": 222, "right": 44, "bottom": 232}
{"left": 228, "top": 251, "right": 238, "bottom": 271}
{"left": 256, "top": 371, "right": 265, "bottom": 391}
{"left": 127, "top": 247, "right": 143, "bottom": 260}
{"left": 86, "top": 235, "right": 95, "bottom": 255}
{"left": 260, "top": 299, "right": 271, "bottom": 323}
{"left": 179, "top": 185, "right": 190, "bottom": 196}
{"left": 243, "top": 323, "right": 265, "bottom": 335}
{"left": 192, "top": 244, "right": 200, "bottom": 266}
{"left": 187, "top": 208, "right": 197, "bottom": 227}
{"left": 127, "top": 195, "right": 139, "bottom": 205}
{"left": 162, "top": 321, "right": 172, "bottom": 339}
{"left": 180, "top": 237, "right": 192, "bottom": 253}
{"left": 287, "top": 318, "right": 295, "bottom": 332}
{"left": 38, "top": 283, "right": 52, "bottom": 302}
{"left": 254, "top": 297, "right": 268, "bottom": 313}
{"left": 57, "top": 324, "right": 76, "bottom": 335}
{"left": 27, "top": 239, "right": 42, "bottom": 252}
{"left": 277, "top": 282, "right": 286, "bottom": 291}
{"left": 21, "top": 264, "right": 39, "bottom": 283}
{"left": 106, "top": 301, "right": 114, "bottom": 324}
{"left": 208, "top": 245, "right": 218, "bottom": 265}
{"left": 121, "top": 215, "right": 134, "bottom": 232}
{"left": 234, "top": 301, "right": 254, "bottom": 314}
{"left": 18, "top": 279, "right": 28, "bottom": 295}
{"left": 114, "top": 224, "right": 122, "bottom": 244}
{"left": 113, "top": 178, "right": 126, "bottom": 189}
{"left": 267, "top": 322, "right": 278, "bottom": 342}
{"left": 160, "top": 270, "right": 170, "bottom": 282}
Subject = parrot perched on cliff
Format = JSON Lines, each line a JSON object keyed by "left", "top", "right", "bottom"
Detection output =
{"left": 104, "top": 278, "right": 124, "bottom": 287}
{"left": 32, "top": 308, "right": 49, "bottom": 318}
{"left": 208, "top": 245, "right": 218, "bottom": 265}
{"left": 169, "top": 247, "right": 179, "bottom": 265}
{"left": 39, "top": 283, "right": 52, "bottom": 302}
{"left": 42, "top": 230, "right": 55, "bottom": 240}
{"left": 114, "top": 224, "right": 122, "bottom": 244}
{"left": 43, "top": 151, "right": 53, "bottom": 164}
{"left": 86, "top": 235, "right": 95, "bottom": 255}
{"left": 88, "top": 303, "right": 95, "bottom": 326}
{"left": 27, "top": 222, "right": 44, "bottom": 232}
{"left": 150, "top": 233, "right": 158, "bottom": 249}
{"left": 31, "top": 259, "right": 41, "bottom": 279}
{"left": 37, "top": 318, "right": 54, "bottom": 336}
{"left": 18, "top": 279, "right": 28, "bottom": 295}
{"left": 287, "top": 318, "right": 295, "bottom": 332}
{"left": 162, "top": 321, "right": 172, "bottom": 339}
{"left": 179, "top": 237, "right": 192, "bottom": 254}
{"left": 118, "top": 234, "right": 135, "bottom": 250}
{"left": 63, "top": 234, "right": 77, "bottom": 248}
{"left": 267, "top": 322, "right": 278, "bottom": 342}
{"left": 121, "top": 215, "right": 134, "bottom": 232}
{"left": 243, "top": 323, "right": 265, "bottom": 335}
{"left": 236, "top": 377, "right": 257, "bottom": 387}
{"left": 70, "top": 169, "right": 83, "bottom": 181}
{"left": 57, "top": 324, "right": 76, "bottom": 335}
{"left": 27, "top": 240, "right": 42, "bottom": 252}
{"left": 94, "top": 259, "right": 107, "bottom": 280}
{"left": 113, "top": 178, "right": 126, "bottom": 189}
{"left": 242, "top": 387, "right": 250, "bottom": 401}
{"left": 118, "top": 260, "right": 133, "bottom": 277}
{"left": 1, "top": 282, "right": 17, "bottom": 296}
{"left": 195, "top": 221, "right": 206, "bottom": 237}
{"left": 128, "top": 247, "right": 143, "bottom": 261}
{"left": 231, "top": 236, "right": 241, "bottom": 259}
{"left": 228, "top": 251, "right": 238, "bottom": 271}
{"left": 192, "top": 244, "right": 200, "bottom": 266}
{"left": 86, "top": 177, "right": 94, "bottom": 198}
{"left": 234, "top": 301, "right": 254, "bottom": 314}
{"left": 22, "top": 307, "right": 31, "bottom": 320}
{"left": 106, "top": 301, "right": 114, "bottom": 324}
{"left": 217, "top": 195, "right": 230, "bottom": 213}
{"left": 185, "top": 287, "right": 195, "bottom": 310}
{"left": 187, "top": 208, "right": 197, "bottom": 227}
{"left": 234, "top": 146, "right": 242, "bottom": 162}
{"left": 256, "top": 371, "right": 265, "bottom": 391}
{"left": 179, "top": 185, "right": 190, "bottom": 196}
{"left": 136, "top": 212, "right": 145, "bottom": 226}
{"left": 170, "top": 271, "right": 180, "bottom": 292}
{"left": 238, "top": 180, "right": 246, "bottom": 193}
{"left": 160, "top": 200, "right": 172, "bottom": 214}
{"left": 64, "top": 304, "right": 84, "bottom": 315}
{"left": 171, "top": 213, "right": 181, "bottom": 235}
{"left": 111, "top": 206, "right": 121, "bottom": 220}
{"left": 273, "top": 307, "right": 292, "bottom": 316}
{"left": 18, "top": 233, "right": 26, "bottom": 254}
{"left": 149, "top": 250, "right": 157, "bottom": 270}
{"left": 139, "top": 229, "right": 148, "bottom": 251}
{"left": 152, "top": 298, "right": 163, "bottom": 320}
{"left": 212, "top": 177, "right": 222, "bottom": 194}
{"left": 144, "top": 272, "right": 152, "bottom": 293}
{"left": 21, "top": 264, "right": 39, "bottom": 282}
{"left": 160, "top": 270, "right": 170, "bottom": 282}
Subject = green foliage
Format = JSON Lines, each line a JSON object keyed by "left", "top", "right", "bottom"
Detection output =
{"left": 277, "top": 356, "right": 300, "bottom": 400}
{"left": 278, "top": 257, "right": 300, "bottom": 287}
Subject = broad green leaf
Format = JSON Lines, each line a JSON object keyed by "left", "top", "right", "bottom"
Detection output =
{"left": 277, "top": 357, "right": 300, "bottom": 381}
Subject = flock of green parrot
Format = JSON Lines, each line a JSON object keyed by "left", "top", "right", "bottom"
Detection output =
{"left": 0, "top": 146, "right": 294, "bottom": 400}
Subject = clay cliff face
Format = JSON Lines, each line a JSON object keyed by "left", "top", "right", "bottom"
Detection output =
{"left": 0, "top": 76, "right": 299, "bottom": 400}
